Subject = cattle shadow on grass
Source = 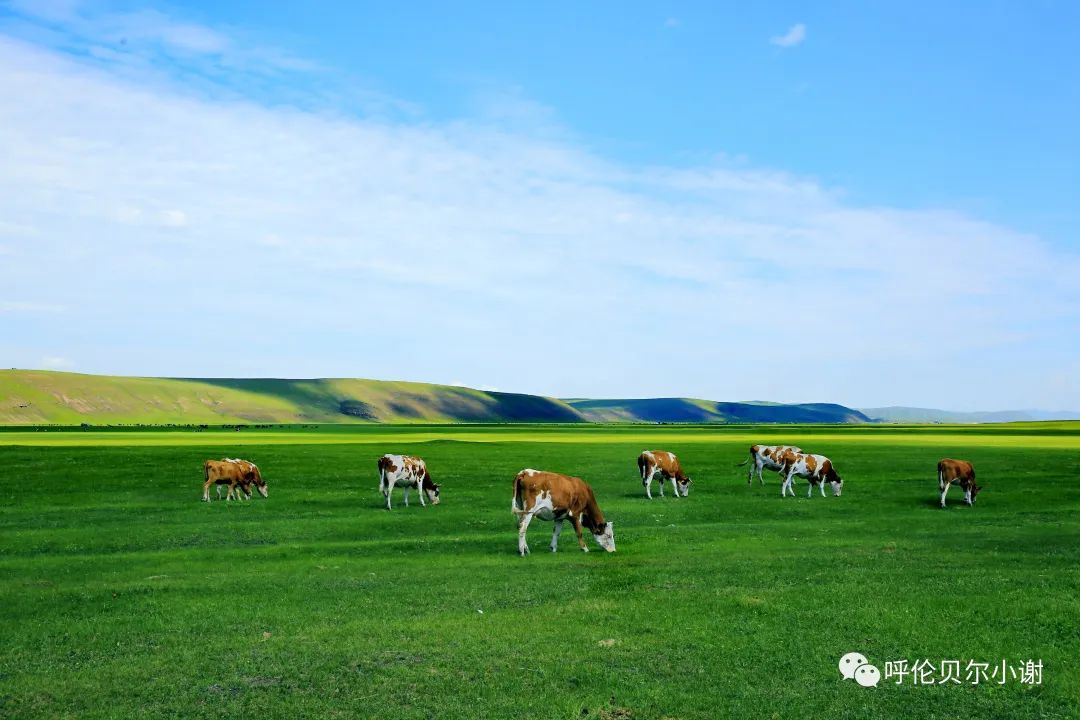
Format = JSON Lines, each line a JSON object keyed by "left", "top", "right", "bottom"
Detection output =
{"left": 920, "top": 496, "right": 977, "bottom": 510}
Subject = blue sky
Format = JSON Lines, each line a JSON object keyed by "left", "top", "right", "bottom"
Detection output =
{"left": 0, "top": 0, "right": 1077, "bottom": 410}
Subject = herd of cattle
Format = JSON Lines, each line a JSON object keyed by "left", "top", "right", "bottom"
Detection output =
{"left": 201, "top": 446, "right": 983, "bottom": 556}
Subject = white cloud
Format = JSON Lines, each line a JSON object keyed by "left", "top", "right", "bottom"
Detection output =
{"left": 1, "top": 301, "right": 65, "bottom": 313}
{"left": 0, "top": 32, "right": 1075, "bottom": 409}
{"left": 3, "top": 0, "right": 322, "bottom": 83}
{"left": 41, "top": 355, "right": 73, "bottom": 369}
{"left": 770, "top": 23, "right": 806, "bottom": 48}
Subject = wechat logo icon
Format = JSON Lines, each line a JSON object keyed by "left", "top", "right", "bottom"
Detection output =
{"left": 840, "top": 651, "right": 880, "bottom": 688}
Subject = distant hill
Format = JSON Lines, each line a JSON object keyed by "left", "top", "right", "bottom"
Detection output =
{"left": 4, "top": 370, "right": 1067, "bottom": 425}
{"left": 0, "top": 370, "right": 584, "bottom": 424}
{"left": 565, "top": 398, "right": 872, "bottom": 424}
{"left": 860, "top": 406, "right": 1080, "bottom": 423}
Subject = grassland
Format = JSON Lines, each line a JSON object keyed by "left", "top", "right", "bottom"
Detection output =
{"left": 1, "top": 424, "right": 1077, "bottom": 719}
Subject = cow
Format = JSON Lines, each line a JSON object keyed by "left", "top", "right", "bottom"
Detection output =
{"left": 777, "top": 450, "right": 843, "bottom": 498}
{"left": 736, "top": 444, "right": 803, "bottom": 485}
{"left": 637, "top": 450, "right": 692, "bottom": 499}
{"left": 938, "top": 458, "right": 981, "bottom": 508}
{"left": 202, "top": 458, "right": 267, "bottom": 502}
{"left": 378, "top": 454, "right": 440, "bottom": 510}
{"left": 511, "top": 469, "right": 615, "bottom": 556}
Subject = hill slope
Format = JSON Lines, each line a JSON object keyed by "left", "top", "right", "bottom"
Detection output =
{"left": 860, "top": 406, "right": 1080, "bottom": 423}
{"left": 0, "top": 370, "right": 585, "bottom": 424}
{"left": 565, "top": 398, "right": 872, "bottom": 424}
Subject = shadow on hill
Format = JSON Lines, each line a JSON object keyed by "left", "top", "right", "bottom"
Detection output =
{"left": 185, "top": 378, "right": 584, "bottom": 423}
{"left": 568, "top": 397, "right": 872, "bottom": 424}
{"left": 712, "top": 402, "right": 871, "bottom": 423}
{"left": 570, "top": 398, "right": 716, "bottom": 423}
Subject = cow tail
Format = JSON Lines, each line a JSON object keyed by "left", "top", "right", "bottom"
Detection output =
{"left": 638, "top": 455, "right": 648, "bottom": 483}
{"left": 735, "top": 456, "right": 750, "bottom": 467}
{"left": 378, "top": 459, "right": 386, "bottom": 492}
{"left": 203, "top": 461, "right": 210, "bottom": 483}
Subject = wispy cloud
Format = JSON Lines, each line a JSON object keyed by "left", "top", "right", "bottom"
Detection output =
{"left": 770, "top": 23, "right": 806, "bottom": 48}
{"left": 0, "top": 12, "right": 1076, "bottom": 409}
{"left": 41, "top": 355, "right": 74, "bottom": 369}
{"left": 6, "top": 0, "right": 308, "bottom": 71}
{"left": 1, "top": 301, "right": 66, "bottom": 314}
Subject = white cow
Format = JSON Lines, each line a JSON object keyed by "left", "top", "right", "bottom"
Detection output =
{"left": 377, "top": 454, "right": 440, "bottom": 510}
{"left": 777, "top": 450, "right": 843, "bottom": 498}
{"left": 736, "top": 444, "right": 803, "bottom": 485}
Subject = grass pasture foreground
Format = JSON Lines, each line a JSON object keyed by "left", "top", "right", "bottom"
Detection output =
{"left": 1, "top": 423, "right": 1078, "bottom": 719}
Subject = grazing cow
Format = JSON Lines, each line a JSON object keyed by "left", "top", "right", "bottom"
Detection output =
{"left": 511, "top": 469, "right": 615, "bottom": 556}
{"left": 938, "top": 458, "right": 980, "bottom": 508}
{"left": 777, "top": 450, "right": 843, "bottom": 498}
{"left": 378, "top": 454, "right": 440, "bottom": 510}
{"left": 637, "top": 450, "right": 692, "bottom": 499}
{"left": 202, "top": 458, "right": 267, "bottom": 502}
{"left": 736, "top": 444, "right": 803, "bottom": 485}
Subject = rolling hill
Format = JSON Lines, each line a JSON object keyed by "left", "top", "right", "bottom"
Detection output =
{"left": 8, "top": 370, "right": 1056, "bottom": 425}
{"left": 564, "top": 398, "right": 872, "bottom": 424}
{"left": 0, "top": 370, "right": 583, "bottom": 425}
{"left": 859, "top": 406, "right": 1080, "bottom": 423}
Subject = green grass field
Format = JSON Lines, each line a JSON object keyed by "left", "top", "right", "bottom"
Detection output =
{"left": 1, "top": 424, "right": 1078, "bottom": 719}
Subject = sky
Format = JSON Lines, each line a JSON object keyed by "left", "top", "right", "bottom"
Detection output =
{"left": 0, "top": 0, "right": 1077, "bottom": 411}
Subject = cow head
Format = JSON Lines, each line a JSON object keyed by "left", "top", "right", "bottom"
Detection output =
{"left": 824, "top": 465, "right": 842, "bottom": 496}
{"left": 970, "top": 484, "right": 982, "bottom": 504}
{"left": 592, "top": 521, "right": 616, "bottom": 552}
{"left": 423, "top": 473, "right": 441, "bottom": 505}
{"left": 676, "top": 475, "right": 692, "bottom": 497}
{"left": 247, "top": 470, "right": 268, "bottom": 498}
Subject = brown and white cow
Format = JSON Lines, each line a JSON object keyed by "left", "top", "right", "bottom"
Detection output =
{"left": 737, "top": 444, "right": 803, "bottom": 485}
{"left": 638, "top": 450, "right": 692, "bottom": 499}
{"left": 511, "top": 469, "right": 615, "bottom": 556}
{"left": 378, "top": 454, "right": 440, "bottom": 510}
{"left": 202, "top": 458, "right": 267, "bottom": 502}
{"left": 777, "top": 450, "right": 843, "bottom": 498}
{"left": 938, "top": 458, "right": 981, "bottom": 508}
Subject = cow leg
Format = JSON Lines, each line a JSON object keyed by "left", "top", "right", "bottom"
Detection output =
{"left": 403, "top": 486, "right": 410, "bottom": 507}
{"left": 417, "top": 483, "right": 426, "bottom": 507}
{"left": 645, "top": 470, "right": 656, "bottom": 499}
{"left": 384, "top": 487, "right": 393, "bottom": 510}
{"left": 820, "top": 481, "right": 827, "bottom": 497}
{"left": 550, "top": 519, "right": 563, "bottom": 552}
{"left": 939, "top": 483, "right": 949, "bottom": 508}
{"left": 657, "top": 473, "right": 665, "bottom": 497}
{"left": 203, "top": 479, "right": 214, "bottom": 502}
{"left": 572, "top": 515, "right": 588, "bottom": 552}
{"left": 517, "top": 513, "right": 534, "bottom": 556}
{"left": 807, "top": 480, "right": 813, "bottom": 498}
{"left": 670, "top": 476, "right": 680, "bottom": 499}
{"left": 215, "top": 484, "right": 223, "bottom": 500}
{"left": 963, "top": 487, "right": 972, "bottom": 506}
{"left": 757, "top": 463, "right": 766, "bottom": 486}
